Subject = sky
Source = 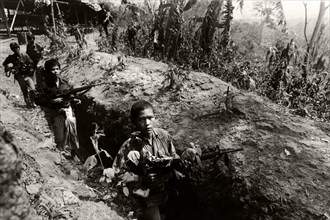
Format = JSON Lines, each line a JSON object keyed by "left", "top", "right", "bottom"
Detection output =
{"left": 111, "top": 0, "right": 329, "bottom": 20}
{"left": 234, "top": 0, "right": 329, "bottom": 20}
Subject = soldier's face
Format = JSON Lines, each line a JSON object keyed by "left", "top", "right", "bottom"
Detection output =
{"left": 49, "top": 65, "right": 60, "bottom": 77}
{"left": 12, "top": 47, "right": 20, "bottom": 54}
{"left": 134, "top": 108, "right": 155, "bottom": 137}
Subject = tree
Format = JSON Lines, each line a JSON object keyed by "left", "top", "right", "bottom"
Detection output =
{"left": 302, "top": 0, "right": 329, "bottom": 77}
{"left": 198, "top": 0, "right": 224, "bottom": 54}
{"left": 253, "top": 0, "right": 287, "bottom": 44}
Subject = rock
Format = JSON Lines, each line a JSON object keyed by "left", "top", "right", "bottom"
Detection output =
{"left": 26, "top": 183, "right": 42, "bottom": 195}
{"left": 0, "top": 127, "right": 33, "bottom": 219}
{"left": 200, "top": 83, "right": 212, "bottom": 91}
{"left": 256, "top": 122, "right": 275, "bottom": 131}
{"left": 69, "top": 170, "right": 82, "bottom": 181}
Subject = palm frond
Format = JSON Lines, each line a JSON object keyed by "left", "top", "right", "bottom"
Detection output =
{"left": 183, "top": 0, "right": 198, "bottom": 11}
{"left": 273, "top": 0, "right": 287, "bottom": 33}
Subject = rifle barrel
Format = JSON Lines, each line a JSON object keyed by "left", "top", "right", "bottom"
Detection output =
{"left": 200, "top": 148, "right": 243, "bottom": 160}
{"left": 54, "top": 82, "right": 107, "bottom": 98}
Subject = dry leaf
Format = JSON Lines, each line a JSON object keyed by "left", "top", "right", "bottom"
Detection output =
{"left": 123, "top": 187, "right": 129, "bottom": 197}
{"left": 83, "top": 155, "right": 98, "bottom": 172}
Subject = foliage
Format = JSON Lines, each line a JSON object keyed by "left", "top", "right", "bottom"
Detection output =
{"left": 163, "top": 63, "right": 190, "bottom": 90}
{"left": 92, "top": 0, "right": 330, "bottom": 123}
{"left": 83, "top": 123, "right": 114, "bottom": 183}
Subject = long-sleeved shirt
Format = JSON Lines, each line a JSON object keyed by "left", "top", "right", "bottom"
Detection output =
{"left": 113, "top": 128, "right": 179, "bottom": 172}
{"left": 112, "top": 128, "right": 180, "bottom": 193}
{"left": 2, "top": 53, "right": 33, "bottom": 77}
{"left": 26, "top": 43, "right": 43, "bottom": 64}
{"left": 35, "top": 76, "right": 73, "bottom": 109}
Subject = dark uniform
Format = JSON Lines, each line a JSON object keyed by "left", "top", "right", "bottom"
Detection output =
{"left": 3, "top": 42, "right": 36, "bottom": 107}
{"left": 98, "top": 6, "right": 113, "bottom": 37}
{"left": 26, "top": 34, "right": 43, "bottom": 68}
{"left": 26, "top": 34, "right": 44, "bottom": 90}
{"left": 35, "top": 60, "right": 80, "bottom": 158}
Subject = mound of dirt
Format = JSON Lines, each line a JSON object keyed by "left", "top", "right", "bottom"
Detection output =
{"left": 63, "top": 50, "right": 330, "bottom": 219}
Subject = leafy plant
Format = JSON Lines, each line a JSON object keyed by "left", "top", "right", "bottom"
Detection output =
{"left": 83, "top": 123, "right": 114, "bottom": 183}
{"left": 163, "top": 63, "right": 190, "bottom": 90}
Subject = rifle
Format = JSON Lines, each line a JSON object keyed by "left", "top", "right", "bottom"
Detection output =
{"left": 200, "top": 148, "right": 243, "bottom": 161}
{"left": 52, "top": 82, "right": 107, "bottom": 98}
{"left": 143, "top": 147, "right": 243, "bottom": 174}
{"left": 143, "top": 156, "right": 182, "bottom": 175}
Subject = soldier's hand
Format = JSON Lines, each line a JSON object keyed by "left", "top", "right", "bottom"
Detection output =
{"left": 71, "top": 98, "right": 81, "bottom": 105}
{"left": 53, "top": 97, "right": 64, "bottom": 103}
{"left": 147, "top": 173, "right": 162, "bottom": 184}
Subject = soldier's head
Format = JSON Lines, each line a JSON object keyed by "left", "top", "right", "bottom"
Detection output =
{"left": 45, "top": 58, "right": 60, "bottom": 79}
{"left": 131, "top": 100, "right": 155, "bottom": 137}
{"left": 27, "top": 33, "right": 35, "bottom": 44}
{"left": 10, "top": 42, "right": 20, "bottom": 54}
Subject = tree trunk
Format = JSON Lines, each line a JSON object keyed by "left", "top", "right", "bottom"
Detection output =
{"left": 303, "top": 0, "right": 326, "bottom": 77}
{"left": 0, "top": 0, "right": 11, "bottom": 37}
{"left": 51, "top": 0, "right": 56, "bottom": 33}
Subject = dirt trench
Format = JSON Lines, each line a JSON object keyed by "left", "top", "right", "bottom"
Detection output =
{"left": 1, "top": 35, "right": 329, "bottom": 219}
{"left": 63, "top": 50, "right": 329, "bottom": 220}
{"left": 73, "top": 95, "right": 250, "bottom": 220}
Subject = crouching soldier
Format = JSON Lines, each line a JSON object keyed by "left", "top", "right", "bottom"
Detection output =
{"left": 112, "top": 100, "right": 182, "bottom": 220}
{"left": 35, "top": 58, "right": 80, "bottom": 159}
{"left": 3, "top": 42, "right": 36, "bottom": 108}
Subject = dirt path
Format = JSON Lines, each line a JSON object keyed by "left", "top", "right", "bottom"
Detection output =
{"left": 0, "top": 35, "right": 126, "bottom": 220}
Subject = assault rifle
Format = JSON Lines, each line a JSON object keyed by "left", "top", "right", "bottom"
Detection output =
{"left": 143, "top": 147, "right": 244, "bottom": 174}
{"left": 51, "top": 82, "right": 107, "bottom": 98}
{"left": 199, "top": 147, "right": 243, "bottom": 160}
{"left": 143, "top": 156, "right": 182, "bottom": 175}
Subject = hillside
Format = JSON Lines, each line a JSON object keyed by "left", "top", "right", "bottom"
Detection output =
{"left": 0, "top": 33, "right": 329, "bottom": 219}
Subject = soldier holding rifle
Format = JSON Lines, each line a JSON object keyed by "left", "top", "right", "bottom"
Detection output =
{"left": 35, "top": 58, "right": 80, "bottom": 160}
{"left": 3, "top": 42, "right": 36, "bottom": 108}
{"left": 112, "top": 100, "right": 244, "bottom": 220}
{"left": 112, "top": 100, "right": 181, "bottom": 220}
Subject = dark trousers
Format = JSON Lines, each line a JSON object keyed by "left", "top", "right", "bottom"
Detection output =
{"left": 99, "top": 22, "right": 109, "bottom": 36}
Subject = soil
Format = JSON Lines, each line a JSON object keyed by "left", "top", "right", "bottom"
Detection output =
{"left": 0, "top": 33, "right": 329, "bottom": 220}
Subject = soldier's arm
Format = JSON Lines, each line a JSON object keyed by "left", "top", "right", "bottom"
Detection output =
{"left": 35, "top": 91, "right": 65, "bottom": 108}
{"left": 2, "top": 56, "right": 12, "bottom": 73}
{"left": 24, "top": 54, "right": 33, "bottom": 64}
{"left": 168, "top": 133, "right": 180, "bottom": 159}
{"left": 36, "top": 43, "right": 44, "bottom": 52}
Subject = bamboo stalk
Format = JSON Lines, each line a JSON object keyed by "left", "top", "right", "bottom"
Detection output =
{"left": 10, "top": 0, "right": 21, "bottom": 31}
{"left": 51, "top": 0, "right": 56, "bottom": 33}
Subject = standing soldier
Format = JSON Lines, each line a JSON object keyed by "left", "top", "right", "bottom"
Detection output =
{"left": 35, "top": 59, "right": 80, "bottom": 160}
{"left": 112, "top": 100, "right": 182, "bottom": 220}
{"left": 98, "top": 4, "right": 113, "bottom": 37}
{"left": 3, "top": 42, "right": 36, "bottom": 108}
{"left": 26, "top": 33, "right": 44, "bottom": 69}
{"left": 26, "top": 33, "right": 44, "bottom": 89}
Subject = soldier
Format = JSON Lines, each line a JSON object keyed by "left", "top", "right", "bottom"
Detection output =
{"left": 26, "top": 33, "right": 44, "bottom": 90}
{"left": 35, "top": 58, "right": 80, "bottom": 160}
{"left": 112, "top": 100, "right": 181, "bottom": 220}
{"left": 3, "top": 42, "right": 36, "bottom": 108}
{"left": 26, "top": 33, "right": 44, "bottom": 69}
{"left": 98, "top": 4, "right": 114, "bottom": 37}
